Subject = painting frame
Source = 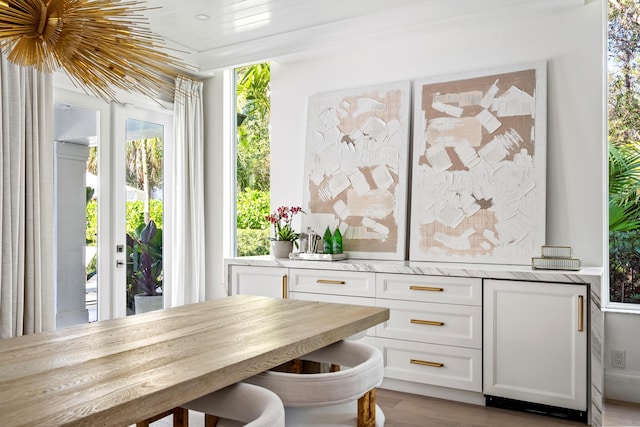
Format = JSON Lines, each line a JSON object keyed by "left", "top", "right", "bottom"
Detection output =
{"left": 409, "top": 62, "right": 547, "bottom": 265}
{"left": 301, "top": 80, "right": 412, "bottom": 260}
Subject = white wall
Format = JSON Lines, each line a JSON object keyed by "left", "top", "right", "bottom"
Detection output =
{"left": 270, "top": 1, "right": 606, "bottom": 267}
{"left": 605, "top": 312, "right": 640, "bottom": 402}
{"left": 268, "top": 0, "right": 632, "bottom": 401}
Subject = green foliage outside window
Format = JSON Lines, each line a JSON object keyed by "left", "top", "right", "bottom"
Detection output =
{"left": 237, "top": 229, "right": 270, "bottom": 256}
{"left": 85, "top": 199, "right": 163, "bottom": 246}
{"left": 236, "top": 63, "right": 271, "bottom": 256}
{"left": 237, "top": 188, "right": 270, "bottom": 229}
{"left": 608, "top": 0, "right": 640, "bottom": 304}
{"left": 236, "top": 188, "right": 271, "bottom": 256}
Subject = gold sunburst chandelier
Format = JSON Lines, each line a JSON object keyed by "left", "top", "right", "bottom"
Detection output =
{"left": 0, "top": 0, "right": 189, "bottom": 102}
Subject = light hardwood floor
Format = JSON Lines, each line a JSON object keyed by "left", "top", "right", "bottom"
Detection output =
{"left": 375, "top": 389, "right": 640, "bottom": 427}
{"left": 141, "top": 388, "right": 640, "bottom": 427}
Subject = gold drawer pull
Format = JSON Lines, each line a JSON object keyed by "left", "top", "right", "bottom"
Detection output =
{"left": 282, "top": 275, "right": 288, "bottom": 299}
{"left": 578, "top": 295, "right": 584, "bottom": 332}
{"left": 410, "top": 285, "right": 444, "bottom": 292}
{"left": 411, "top": 319, "right": 445, "bottom": 326}
{"left": 410, "top": 359, "right": 444, "bottom": 368}
{"left": 316, "top": 279, "right": 346, "bottom": 285}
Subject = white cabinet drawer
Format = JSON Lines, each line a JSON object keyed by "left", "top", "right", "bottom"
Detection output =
{"left": 377, "top": 274, "right": 481, "bottom": 306}
{"left": 378, "top": 337, "right": 482, "bottom": 392}
{"left": 228, "top": 266, "right": 287, "bottom": 298}
{"left": 289, "top": 269, "right": 375, "bottom": 298}
{"left": 376, "top": 299, "right": 482, "bottom": 349}
{"left": 289, "top": 292, "right": 376, "bottom": 337}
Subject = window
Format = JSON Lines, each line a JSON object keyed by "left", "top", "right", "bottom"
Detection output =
{"left": 608, "top": 0, "right": 640, "bottom": 308}
{"left": 234, "top": 62, "right": 272, "bottom": 256}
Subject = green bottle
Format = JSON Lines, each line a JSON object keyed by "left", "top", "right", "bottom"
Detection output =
{"left": 323, "top": 226, "right": 333, "bottom": 254}
{"left": 332, "top": 227, "right": 343, "bottom": 254}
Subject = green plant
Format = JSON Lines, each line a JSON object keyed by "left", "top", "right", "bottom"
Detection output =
{"left": 127, "top": 220, "right": 163, "bottom": 299}
{"left": 609, "top": 141, "right": 640, "bottom": 232}
{"left": 86, "top": 199, "right": 97, "bottom": 245}
{"left": 86, "top": 199, "right": 163, "bottom": 246}
{"left": 237, "top": 188, "right": 270, "bottom": 229}
{"left": 86, "top": 253, "right": 97, "bottom": 280}
{"left": 266, "top": 206, "right": 303, "bottom": 241}
{"left": 609, "top": 230, "right": 640, "bottom": 303}
{"left": 237, "top": 228, "right": 270, "bottom": 256}
{"left": 126, "top": 200, "right": 163, "bottom": 235}
{"left": 236, "top": 63, "right": 271, "bottom": 193}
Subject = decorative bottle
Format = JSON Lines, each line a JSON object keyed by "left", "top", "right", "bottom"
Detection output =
{"left": 323, "top": 226, "right": 333, "bottom": 254}
{"left": 332, "top": 227, "right": 343, "bottom": 254}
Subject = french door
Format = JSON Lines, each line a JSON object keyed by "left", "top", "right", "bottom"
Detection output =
{"left": 113, "top": 104, "right": 173, "bottom": 317}
{"left": 54, "top": 88, "right": 172, "bottom": 322}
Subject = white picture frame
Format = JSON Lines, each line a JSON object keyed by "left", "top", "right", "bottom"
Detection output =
{"left": 409, "top": 62, "right": 547, "bottom": 265}
{"left": 302, "top": 81, "right": 412, "bottom": 260}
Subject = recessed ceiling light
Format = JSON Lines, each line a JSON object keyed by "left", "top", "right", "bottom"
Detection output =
{"left": 195, "top": 13, "right": 210, "bottom": 21}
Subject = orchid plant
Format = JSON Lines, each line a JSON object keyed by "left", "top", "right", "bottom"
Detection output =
{"left": 266, "top": 206, "right": 304, "bottom": 241}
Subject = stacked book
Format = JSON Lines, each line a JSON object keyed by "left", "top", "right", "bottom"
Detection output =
{"left": 531, "top": 245, "right": 581, "bottom": 271}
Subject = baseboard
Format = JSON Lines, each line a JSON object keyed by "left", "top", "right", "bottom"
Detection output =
{"left": 605, "top": 369, "right": 640, "bottom": 403}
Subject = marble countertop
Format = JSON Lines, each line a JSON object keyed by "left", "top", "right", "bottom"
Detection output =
{"left": 225, "top": 255, "right": 603, "bottom": 286}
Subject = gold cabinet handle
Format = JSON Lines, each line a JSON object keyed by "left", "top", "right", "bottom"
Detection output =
{"left": 578, "top": 295, "right": 584, "bottom": 332}
{"left": 409, "top": 285, "right": 444, "bottom": 292}
{"left": 282, "top": 274, "right": 288, "bottom": 299}
{"left": 410, "top": 359, "right": 444, "bottom": 368}
{"left": 316, "top": 279, "right": 346, "bottom": 285}
{"left": 411, "top": 319, "right": 445, "bottom": 326}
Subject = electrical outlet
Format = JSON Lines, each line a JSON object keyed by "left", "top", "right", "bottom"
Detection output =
{"left": 612, "top": 350, "right": 626, "bottom": 369}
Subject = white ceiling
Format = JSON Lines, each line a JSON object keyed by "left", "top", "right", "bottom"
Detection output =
{"left": 143, "top": 0, "right": 428, "bottom": 73}
{"left": 143, "top": 0, "right": 425, "bottom": 54}
{"left": 142, "top": 0, "right": 585, "bottom": 75}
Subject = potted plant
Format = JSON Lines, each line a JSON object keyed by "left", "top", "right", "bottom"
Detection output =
{"left": 127, "top": 219, "right": 163, "bottom": 314}
{"left": 266, "top": 206, "right": 303, "bottom": 258}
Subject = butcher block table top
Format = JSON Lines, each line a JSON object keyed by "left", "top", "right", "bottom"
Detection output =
{"left": 0, "top": 295, "right": 389, "bottom": 426}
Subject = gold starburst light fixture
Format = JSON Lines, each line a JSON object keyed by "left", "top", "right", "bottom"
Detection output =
{"left": 0, "top": 0, "right": 189, "bottom": 102}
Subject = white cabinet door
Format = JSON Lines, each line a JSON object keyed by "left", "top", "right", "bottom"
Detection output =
{"left": 228, "top": 266, "right": 288, "bottom": 298}
{"left": 483, "top": 279, "right": 587, "bottom": 411}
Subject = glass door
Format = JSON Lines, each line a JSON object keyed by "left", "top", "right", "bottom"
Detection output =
{"left": 54, "top": 89, "right": 173, "bottom": 322}
{"left": 113, "top": 105, "right": 173, "bottom": 317}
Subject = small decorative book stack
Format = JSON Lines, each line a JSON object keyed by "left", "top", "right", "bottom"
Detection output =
{"left": 531, "top": 245, "right": 581, "bottom": 271}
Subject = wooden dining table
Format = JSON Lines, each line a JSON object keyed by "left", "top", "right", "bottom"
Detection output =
{"left": 0, "top": 295, "right": 389, "bottom": 427}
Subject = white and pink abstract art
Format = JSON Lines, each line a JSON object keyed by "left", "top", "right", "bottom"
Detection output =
{"left": 302, "top": 81, "right": 411, "bottom": 260}
{"left": 409, "top": 63, "right": 547, "bottom": 265}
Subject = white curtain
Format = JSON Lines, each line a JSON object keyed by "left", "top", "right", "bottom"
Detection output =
{"left": 168, "top": 76, "right": 205, "bottom": 307}
{"left": 0, "top": 55, "right": 54, "bottom": 338}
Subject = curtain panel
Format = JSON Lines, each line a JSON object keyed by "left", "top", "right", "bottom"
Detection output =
{"left": 168, "top": 76, "right": 206, "bottom": 307}
{"left": 0, "top": 55, "right": 54, "bottom": 338}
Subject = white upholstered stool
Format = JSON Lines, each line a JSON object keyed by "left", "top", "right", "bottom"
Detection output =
{"left": 245, "top": 340, "right": 385, "bottom": 427}
{"left": 181, "top": 382, "right": 285, "bottom": 427}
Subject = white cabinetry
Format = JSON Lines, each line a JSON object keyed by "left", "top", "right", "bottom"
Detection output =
{"left": 376, "top": 274, "right": 482, "bottom": 393}
{"left": 224, "top": 259, "right": 599, "bottom": 419}
{"left": 228, "top": 265, "right": 288, "bottom": 298}
{"left": 288, "top": 268, "right": 377, "bottom": 338}
{"left": 483, "top": 279, "right": 587, "bottom": 412}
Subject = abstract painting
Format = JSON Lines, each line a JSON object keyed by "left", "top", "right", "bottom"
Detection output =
{"left": 302, "top": 81, "right": 411, "bottom": 260}
{"left": 409, "top": 63, "right": 547, "bottom": 264}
